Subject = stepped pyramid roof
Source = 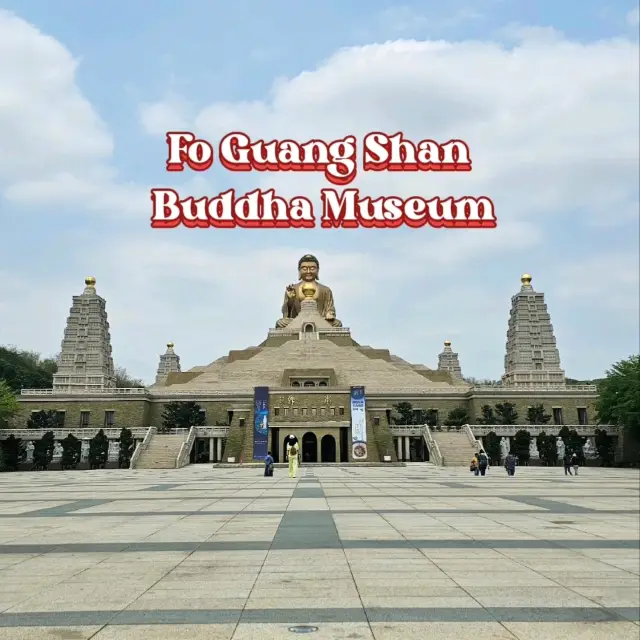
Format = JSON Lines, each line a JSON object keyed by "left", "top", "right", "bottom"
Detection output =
{"left": 154, "top": 298, "right": 468, "bottom": 394}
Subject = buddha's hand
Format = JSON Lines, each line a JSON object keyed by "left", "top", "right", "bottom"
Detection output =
{"left": 325, "top": 311, "right": 335, "bottom": 321}
{"left": 286, "top": 284, "right": 297, "bottom": 299}
{"left": 276, "top": 317, "right": 292, "bottom": 328}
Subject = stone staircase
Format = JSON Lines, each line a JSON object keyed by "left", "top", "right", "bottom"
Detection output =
{"left": 432, "top": 431, "right": 478, "bottom": 467}
{"left": 133, "top": 434, "right": 186, "bottom": 469}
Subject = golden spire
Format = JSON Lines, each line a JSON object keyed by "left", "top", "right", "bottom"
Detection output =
{"left": 85, "top": 276, "right": 96, "bottom": 287}
{"left": 521, "top": 273, "right": 532, "bottom": 285}
{"left": 301, "top": 282, "right": 317, "bottom": 299}
{"left": 444, "top": 340, "right": 452, "bottom": 347}
{"left": 167, "top": 342, "right": 174, "bottom": 349}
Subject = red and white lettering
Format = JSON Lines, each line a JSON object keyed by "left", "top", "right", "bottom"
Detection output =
{"left": 165, "top": 131, "right": 214, "bottom": 172}
{"left": 320, "top": 189, "right": 495, "bottom": 229}
{"left": 363, "top": 132, "right": 471, "bottom": 172}
{"left": 218, "top": 132, "right": 357, "bottom": 185}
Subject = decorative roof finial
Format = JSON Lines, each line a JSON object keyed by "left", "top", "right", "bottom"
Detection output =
{"left": 444, "top": 340, "right": 452, "bottom": 347}
{"left": 85, "top": 276, "right": 96, "bottom": 287}
{"left": 521, "top": 273, "right": 532, "bottom": 285}
{"left": 167, "top": 342, "right": 174, "bottom": 349}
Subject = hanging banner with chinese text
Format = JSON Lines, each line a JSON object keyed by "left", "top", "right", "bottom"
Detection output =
{"left": 253, "top": 386, "right": 269, "bottom": 460}
{"left": 350, "top": 386, "right": 367, "bottom": 460}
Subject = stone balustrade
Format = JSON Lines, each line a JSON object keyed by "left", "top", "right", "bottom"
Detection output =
{"left": 20, "top": 383, "right": 598, "bottom": 397}
{"left": 0, "top": 426, "right": 229, "bottom": 440}
{"left": 467, "top": 424, "right": 619, "bottom": 437}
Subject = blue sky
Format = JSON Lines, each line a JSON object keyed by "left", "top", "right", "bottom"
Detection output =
{"left": 0, "top": 0, "right": 638, "bottom": 383}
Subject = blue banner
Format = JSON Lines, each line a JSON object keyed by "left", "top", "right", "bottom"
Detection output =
{"left": 253, "top": 386, "right": 269, "bottom": 460}
{"left": 350, "top": 386, "right": 367, "bottom": 460}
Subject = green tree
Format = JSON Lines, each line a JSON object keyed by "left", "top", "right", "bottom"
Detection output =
{"left": 495, "top": 402, "right": 518, "bottom": 425}
{"left": 513, "top": 429, "right": 531, "bottom": 464}
{"left": 0, "top": 346, "right": 56, "bottom": 392}
{"left": 27, "top": 410, "right": 59, "bottom": 429}
{"left": 0, "top": 434, "right": 25, "bottom": 471}
{"left": 476, "top": 404, "right": 496, "bottom": 425}
{"left": 117, "top": 427, "right": 135, "bottom": 468}
{"left": 89, "top": 429, "right": 109, "bottom": 469}
{"left": 536, "top": 431, "right": 557, "bottom": 466}
{"left": 0, "top": 380, "right": 20, "bottom": 427}
{"left": 32, "top": 431, "right": 55, "bottom": 470}
{"left": 483, "top": 431, "right": 501, "bottom": 464}
{"left": 527, "top": 404, "right": 551, "bottom": 425}
{"left": 594, "top": 428, "right": 614, "bottom": 467}
{"left": 596, "top": 355, "right": 640, "bottom": 441}
{"left": 114, "top": 367, "right": 145, "bottom": 388}
{"left": 161, "top": 401, "right": 206, "bottom": 432}
{"left": 443, "top": 406, "right": 470, "bottom": 427}
{"left": 423, "top": 409, "right": 439, "bottom": 427}
{"left": 60, "top": 434, "right": 82, "bottom": 470}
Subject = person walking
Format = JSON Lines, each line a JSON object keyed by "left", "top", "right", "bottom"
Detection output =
{"left": 264, "top": 451, "right": 274, "bottom": 477}
{"left": 563, "top": 452, "right": 573, "bottom": 475}
{"left": 571, "top": 452, "right": 579, "bottom": 476}
{"left": 287, "top": 435, "right": 300, "bottom": 478}
{"left": 504, "top": 452, "right": 517, "bottom": 476}
{"left": 477, "top": 449, "right": 489, "bottom": 476}
{"left": 470, "top": 454, "right": 479, "bottom": 476}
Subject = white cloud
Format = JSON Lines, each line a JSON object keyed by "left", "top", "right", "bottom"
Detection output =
{"left": 0, "top": 10, "right": 147, "bottom": 214}
{"left": 0, "top": 12, "right": 638, "bottom": 384}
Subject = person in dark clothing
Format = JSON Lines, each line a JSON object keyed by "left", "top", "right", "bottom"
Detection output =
{"left": 477, "top": 449, "right": 489, "bottom": 476}
{"left": 563, "top": 453, "right": 573, "bottom": 475}
{"left": 504, "top": 452, "right": 517, "bottom": 476}
{"left": 264, "top": 451, "right": 274, "bottom": 477}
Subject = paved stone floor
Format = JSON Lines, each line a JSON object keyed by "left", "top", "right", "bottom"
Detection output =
{"left": 0, "top": 463, "right": 637, "bottom": 639}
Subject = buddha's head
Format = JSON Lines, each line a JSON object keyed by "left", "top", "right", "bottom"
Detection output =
{"left": 298, "top": 254, "right": 319, "bottom": 282}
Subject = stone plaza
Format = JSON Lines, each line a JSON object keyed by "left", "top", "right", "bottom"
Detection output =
{"left": 0, "top": 464, "right": 637, "bottom": 639}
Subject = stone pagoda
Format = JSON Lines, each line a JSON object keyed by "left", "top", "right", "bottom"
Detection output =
{"left": 437, "top": 340, "right": 463, "bottom": 379}
{"left": 52, "top": 277, "right": 116, "bottom": 392}
{"left": 154, "top": 342, "right": 181, "bottom": 384}
{"left": 502, "top": 273, "right": 565, "bottom": 388}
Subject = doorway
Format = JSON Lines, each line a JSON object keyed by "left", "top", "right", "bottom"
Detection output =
{"left": 321, "top": 435, "right": 337, "bottom": 462}
{"left": 302, "top": 432, "right": 318, "bottom": 462}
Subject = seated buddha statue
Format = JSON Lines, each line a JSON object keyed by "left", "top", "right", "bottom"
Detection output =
{"left": 275, "top": 254, "right": 343, "bottom": 328}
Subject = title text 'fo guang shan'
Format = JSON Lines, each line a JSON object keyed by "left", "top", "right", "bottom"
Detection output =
{"left": 150, "top": 131, "right": 497, "bottom": 229}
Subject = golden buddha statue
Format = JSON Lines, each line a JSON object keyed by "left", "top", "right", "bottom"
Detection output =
{"left": 275, "top": 254, "right": 342, "bottom": 328}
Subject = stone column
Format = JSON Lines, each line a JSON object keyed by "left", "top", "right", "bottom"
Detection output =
{"left": 404, "top": 437, "right": 410, "bottom": 462}
{"left": 209, "top": 438, "right": 214, "bottom": 462}
{"left": 217, "top": 438, "right": 223, "bottom": 462}
{"left": 396, "top": 437, "right": 402, "bottom": 460}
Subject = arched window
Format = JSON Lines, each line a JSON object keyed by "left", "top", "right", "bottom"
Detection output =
{"left": 303, "top": 323, "right": 315, "bottom": 333}
{"left": 291, "top": 381, "right": 300, "bottom": 387}
{"left": 303, "top": 381, "right": 315, "bottom": 387}
{"left": 318, "top": 381, "right": 328, "bottom": 387}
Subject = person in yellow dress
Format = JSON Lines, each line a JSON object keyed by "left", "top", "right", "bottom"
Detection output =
{"left": 287, "top": 435, "right": 300, "bottom": 478}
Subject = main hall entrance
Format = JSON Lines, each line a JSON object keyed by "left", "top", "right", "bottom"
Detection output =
{"left": 321, "top": 435, "right": 336, "bottom": 462}
{"left": 272, "top": 425, "right": 345, "bottom": 463}
{"left": 302, "top": 432, "right": 317, "bottom": 462}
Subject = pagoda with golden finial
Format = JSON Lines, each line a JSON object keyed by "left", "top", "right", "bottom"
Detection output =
{"left": 52, "top": 276, "right": 116, "bottom": 392}
{"left": 437, "top": 340, "right": 463, "bottom": 379}
{"left": 154, "top": 341, "right": 182, "bottom": 385}
{"left": 502, "top": 273, "right": 565, "bottom": 388}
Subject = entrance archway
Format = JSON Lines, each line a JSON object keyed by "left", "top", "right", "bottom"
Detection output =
{"left": 321, "top": 435, "right": 336, "bottom": 462}
{"left": 302, "top": 432, "right": 317, "bottom": 462}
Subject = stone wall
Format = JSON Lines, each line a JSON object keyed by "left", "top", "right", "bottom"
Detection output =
{"left": 466, "top": 393, "right": 598, "bottom": 426}
{"left": 12, "top": 398, "right": 149, "bottom": 430}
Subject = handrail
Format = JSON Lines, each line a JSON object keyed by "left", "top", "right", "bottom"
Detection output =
{"left": 423, "top": 425, "right": 443, "bottom": 466}
{"left": 462, "top": 424, "right": 481, "bottom": 452}
{"left": 130, "top": 426, "right": 156, "bottom": 469}
{"left": 176, "top": 426, "right": 196, "bottom": 468}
